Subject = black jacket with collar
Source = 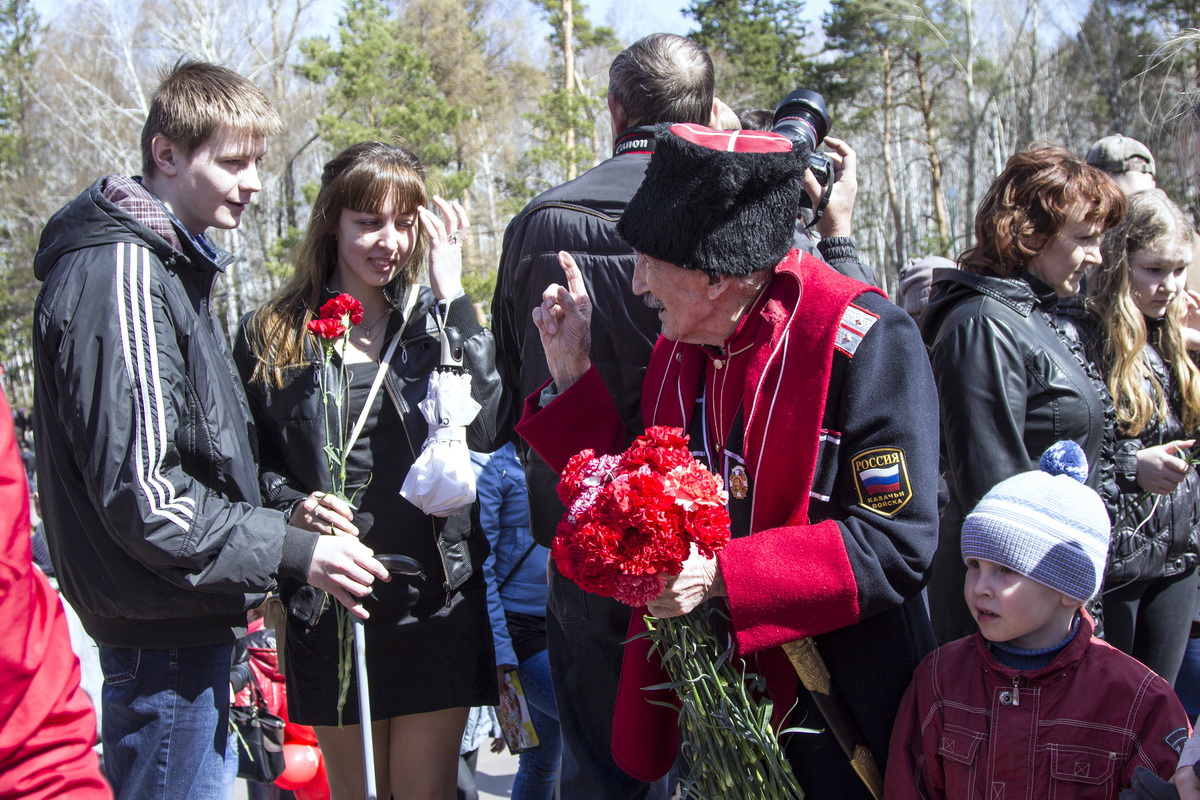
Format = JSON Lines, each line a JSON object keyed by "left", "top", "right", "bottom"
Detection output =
{"left": 920, "top": 269, "right": 1109, "bottom": 641}
{"left": 1095, "top": 319, "right": 1200, "bottom": 585}
{"left": 32, "top": 177, "right": 317, "bottom": 649}
{"left": 233, "top": 289, "right": 504, "bottom": 595}
{"left": 492, "top": 127, "right": 663, "bottom": 547}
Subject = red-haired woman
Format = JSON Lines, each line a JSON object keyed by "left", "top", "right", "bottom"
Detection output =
{"left": 922, "top": 145, "right": 1126, "bottom": 642}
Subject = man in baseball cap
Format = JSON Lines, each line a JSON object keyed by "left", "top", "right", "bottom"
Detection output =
{"left": 1086, "top": 134, "right": 1157, "bottom": 194}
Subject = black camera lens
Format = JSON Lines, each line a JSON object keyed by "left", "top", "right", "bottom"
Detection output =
{"left": 771, "top": 89, "right": 831, "bottom": 155}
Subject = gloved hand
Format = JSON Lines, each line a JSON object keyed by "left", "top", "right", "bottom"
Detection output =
{"left": 1119, "top": 765, "right": 1181, "bottom": 800}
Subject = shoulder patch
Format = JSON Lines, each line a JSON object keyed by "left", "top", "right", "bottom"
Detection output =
{"left": 834, "top": 303, "right": 880, "bottom": 358}
{"left": 851, "top": 447, "right": 912, "bottom": 517}
{"left": 1165, "top": 726, "right": 1190, "bottom": 755}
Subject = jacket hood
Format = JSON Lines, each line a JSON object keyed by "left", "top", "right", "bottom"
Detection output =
{"left": 921, "top": 268, "right": 1046, "bottom": 345}
{"left": 34, "top": 177, "right": 177, "bottom": 282}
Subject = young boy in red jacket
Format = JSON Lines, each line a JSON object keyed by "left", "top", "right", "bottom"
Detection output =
{"left": 886, "top": 441, "right": 1189, "bottom": 799}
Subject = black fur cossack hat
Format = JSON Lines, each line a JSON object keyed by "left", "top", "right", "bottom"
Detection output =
{"left": 617, "top": 123, "right": 807, "bottom": 277}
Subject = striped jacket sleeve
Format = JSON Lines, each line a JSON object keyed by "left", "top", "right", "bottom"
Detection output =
{"left": 40, "top": 242, "right": 306, "bottom": 591}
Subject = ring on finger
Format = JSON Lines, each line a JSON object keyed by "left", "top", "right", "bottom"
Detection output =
{"left": 448, "top": 229, "right": 464, "bottom": 244}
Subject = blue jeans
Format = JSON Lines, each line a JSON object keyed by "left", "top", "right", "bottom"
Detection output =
{"left": 512, "top": 648, "right": 561, "bottom": 800}
{"left": 99, "top": 642, "right": 233, "bottom": 800}
{"left": 223, "top": 730, "right": 239, "bottom": 800}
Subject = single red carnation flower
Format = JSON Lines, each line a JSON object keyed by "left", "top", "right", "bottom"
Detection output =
{"left": 318, "top": 293, "right": 365, "bottom": 326}
{"left": 557, "top": 449, "right": 598, "bottom": 504}
{"left": 642, "top": 426, "right": 691, "bottom": 450}
{"left": 611, "top": 574, "right": 663, "bottom": 607}
{"left": 306, "top": 317, "right": 347, "bottom": 338}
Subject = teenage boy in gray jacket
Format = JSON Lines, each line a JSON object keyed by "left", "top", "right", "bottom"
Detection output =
{"left": 32, "top": 61, "right": 388, "bottom": 800}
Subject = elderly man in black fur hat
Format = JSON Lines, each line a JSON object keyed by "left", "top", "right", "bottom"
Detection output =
{"left": 516, "top": 122, "right": 940, "bottom": 798}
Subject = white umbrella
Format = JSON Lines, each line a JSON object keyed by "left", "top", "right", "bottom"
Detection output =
{"left": 400, "top": 328, "right": 480, "bottom": 517}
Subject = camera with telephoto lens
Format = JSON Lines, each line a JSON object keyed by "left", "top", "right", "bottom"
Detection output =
{"left": 771, "top": 89, "right": 834, "bottom": 222}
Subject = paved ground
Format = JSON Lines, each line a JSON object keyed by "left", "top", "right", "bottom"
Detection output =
{"left": 475, "top": 746, "right": 519, "bottom": 799}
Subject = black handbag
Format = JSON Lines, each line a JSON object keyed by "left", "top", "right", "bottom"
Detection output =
{"left": 229, "top": 671, "right": 286, "bottom": 784}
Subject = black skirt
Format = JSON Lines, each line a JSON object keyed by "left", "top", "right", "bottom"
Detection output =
{"left": 285, "top": 578, "right": 497, "bottom": 726}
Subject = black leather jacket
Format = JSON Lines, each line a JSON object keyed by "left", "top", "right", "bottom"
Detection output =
{"left": 1099, "top": 320, "right": 1200, "bottom": 585}
{"left": 233, "top": 289, "right": 505, "bottom": 597}
{"left": 492, "top": 128, "right": 665, "bottom": 547}
{"left": 921, "top": 270, "right": 1109, "bottom": 641}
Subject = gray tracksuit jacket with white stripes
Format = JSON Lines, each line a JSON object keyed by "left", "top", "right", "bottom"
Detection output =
{"left": 32, "top": 176, "right": 319, "bottom": 649}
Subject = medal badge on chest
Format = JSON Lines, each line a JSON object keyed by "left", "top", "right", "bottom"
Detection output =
{"left": 729, "top": 465, "right": 750, "bottom": 500}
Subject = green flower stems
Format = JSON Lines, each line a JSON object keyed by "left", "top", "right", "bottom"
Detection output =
{"left": 316, "top": 338, "right": 355, "bottom": 728}
{"left": 644, "top": 612, "right": 804, "bottom": 800}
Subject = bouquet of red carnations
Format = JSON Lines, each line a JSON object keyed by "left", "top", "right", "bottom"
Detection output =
{"left": 553, "top": 427, "right": 803, "bottom": 799}
{"left": 553, "top": 426, "right": 731, "bottom": 605}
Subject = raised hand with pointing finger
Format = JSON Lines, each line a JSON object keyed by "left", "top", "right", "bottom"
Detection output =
{"left": 532, "top": 250, "right": 593, "bottom": 391}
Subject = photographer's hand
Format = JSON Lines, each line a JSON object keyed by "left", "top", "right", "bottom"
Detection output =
{"left": 807, "top": 136, "right": 856, "bottom": 239}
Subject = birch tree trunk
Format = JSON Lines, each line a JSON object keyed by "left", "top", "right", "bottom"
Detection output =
{"left": 913, "top": 50, "right": 952, "bottom": 255}
{"left": 880, "top": 43, "right": 906, "bottom": 269}
{"left": 563, "top": 0, "right": 576, "bottom": 181}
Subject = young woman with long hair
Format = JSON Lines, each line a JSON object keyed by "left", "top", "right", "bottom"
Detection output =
{"left": 234, "top": 141, "right": 504, "bottom": 800}
{"left": 921, "top": 145, "right": 1126, "bottom": 643}
{"left": 1089, "top": 188, "right": 1200, "bottom": 685}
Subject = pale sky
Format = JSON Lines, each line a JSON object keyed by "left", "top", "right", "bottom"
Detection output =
{"left": 588, "top": 0, "right": 694, "bottom": 41}
{"left": 303, "top": 0, "right": 695, "bottom": 44}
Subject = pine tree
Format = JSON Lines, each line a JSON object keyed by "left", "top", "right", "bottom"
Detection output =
{"left": 824, "top": 0, "right": 978, "bottom": 258}
{"left": 298, "top": 0, "right": 473, "bottom": 195}
{"left": 0, "top": 0, "right": 38, "bottom": 404}
{"left": 685, "top": 0, "right": 815, "bottom": 109}
{"left": 0, "top": 0, "right": 33, "bottom": 171}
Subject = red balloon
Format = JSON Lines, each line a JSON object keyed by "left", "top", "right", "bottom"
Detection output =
{"left": 274, "top": 742, "right": 320, "bottom": 789}
{"left": 294, "top": 748, "right": 330, "bottom": 800}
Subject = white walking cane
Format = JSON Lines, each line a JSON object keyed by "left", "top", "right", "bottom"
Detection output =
{"left": 353, "top": 618, "right": 378, "bottom": 800}
{"left": 354, "top": 553, "right": 424, "bottom": 799}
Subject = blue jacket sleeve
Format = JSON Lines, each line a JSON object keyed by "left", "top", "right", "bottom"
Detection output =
{"left": 473, "top": 451, "right": 517, "bottom": 666}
